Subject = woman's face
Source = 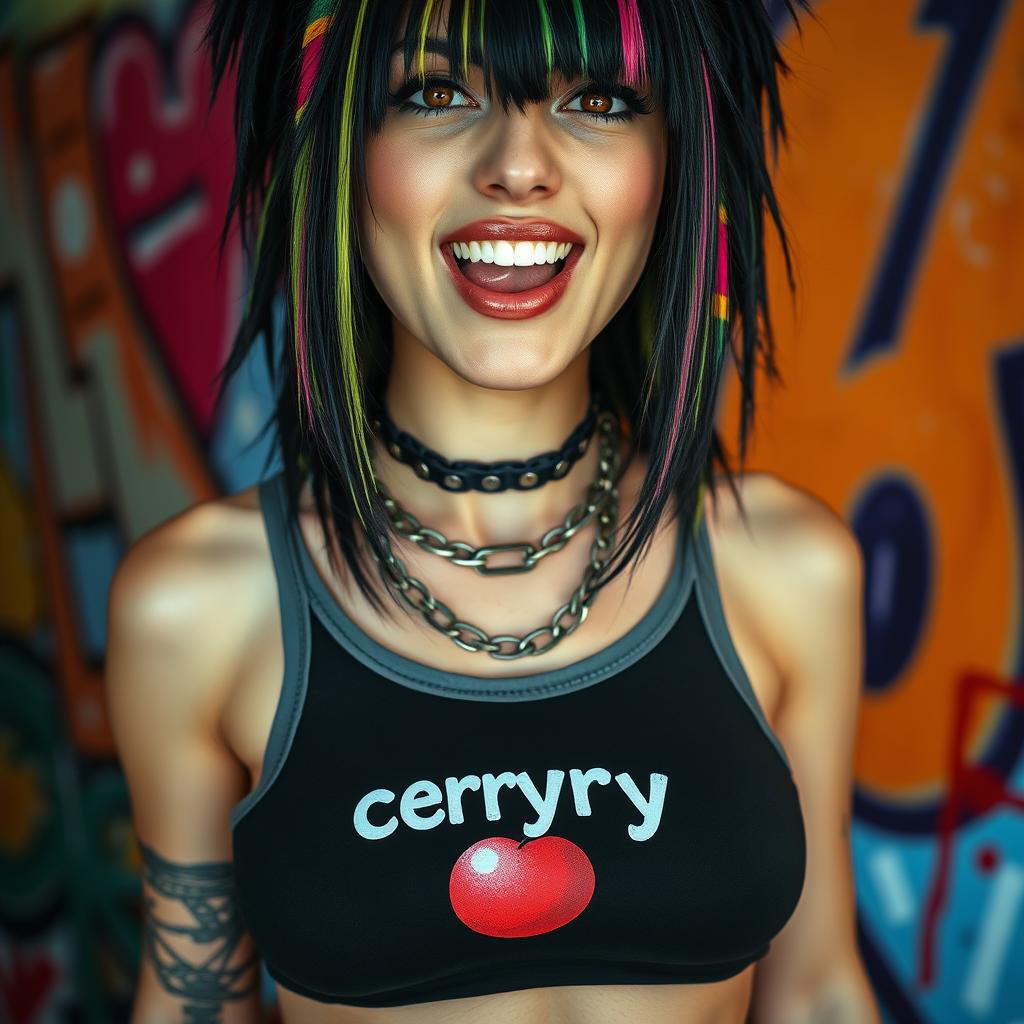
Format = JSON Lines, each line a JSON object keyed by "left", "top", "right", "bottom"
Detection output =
{"left": 357, "top": 15, "right": 667, "bottom": 391}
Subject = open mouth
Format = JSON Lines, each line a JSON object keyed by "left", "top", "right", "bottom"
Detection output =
{"left": 440, "top": 239, "right": 584, "bottom": 320}
{"left": 449, "top": 241, "right": 574, "bottom": 293}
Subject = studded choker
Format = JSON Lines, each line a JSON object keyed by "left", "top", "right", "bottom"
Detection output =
{"left": 372, "top": 399, "right": 601, "bottom": 493}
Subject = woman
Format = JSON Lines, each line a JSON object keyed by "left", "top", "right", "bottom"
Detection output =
{"left": 105, "top": 0, "right": 881, "bottom": 1021}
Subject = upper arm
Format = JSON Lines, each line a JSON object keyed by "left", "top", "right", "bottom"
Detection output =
{"left": 105, "top": 513, "right": 263, "bottom": 1022}
{"left": 741, "top": 481, "right": 879, "bottom": 1021}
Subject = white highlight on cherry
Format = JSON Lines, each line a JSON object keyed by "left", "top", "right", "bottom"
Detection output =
{"left": 471, "top": 847, "right": 500, "bottom": 874}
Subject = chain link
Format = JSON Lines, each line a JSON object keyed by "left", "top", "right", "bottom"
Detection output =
{"left": 369, "top": 412, "right": 622, "bottom": 660}
{"left": 378, "top": 413, "right": 619, "bottom": 575}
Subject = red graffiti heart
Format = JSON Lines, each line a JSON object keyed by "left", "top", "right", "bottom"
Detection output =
{"left": 94, "top": 2, "right": 240, "bottom": 435}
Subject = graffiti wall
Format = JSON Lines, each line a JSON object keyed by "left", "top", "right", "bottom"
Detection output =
{"left": 721, "top": 1, "right": 1024, "bottom": 1020}
{"left": 0, "top": 0, "right": 1020, "bottom": 1021}
{"left": 0, "top": 1, "right": 277, "bottom": 1019}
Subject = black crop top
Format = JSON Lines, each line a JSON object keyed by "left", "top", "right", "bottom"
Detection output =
{"left": 230, "top": 470, "right": 806, "bottom": 1007}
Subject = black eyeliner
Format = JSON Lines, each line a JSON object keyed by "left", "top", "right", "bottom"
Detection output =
{"left": 387, "top": 75, "right": 653, "bottom": 123}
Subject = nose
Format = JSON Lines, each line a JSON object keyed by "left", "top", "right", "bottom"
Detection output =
{"left": 471, "top": 106, "right": 562, "bottom": 204}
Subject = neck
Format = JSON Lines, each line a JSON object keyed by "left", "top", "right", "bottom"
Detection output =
{"left": 374, "top": 330, "right": 602, "bottom": 547}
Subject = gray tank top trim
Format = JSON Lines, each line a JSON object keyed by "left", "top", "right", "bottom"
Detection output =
{"left": 230, "top": 474, "right": 312, "bottom": 831}
{"left": 231, "top": 472, "right": 792, "bottom": 830}
{"left": 296, "top": 480, "right": 697, "bottom": 703}
{"left": 691, "top": 515, "right": 792, "bottom": 773}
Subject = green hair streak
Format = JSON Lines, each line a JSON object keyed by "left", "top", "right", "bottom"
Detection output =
{"left": 417, "top": 0, "right": 437, "bottom": 80}
{"left": 246, "top": 173, "right": 276, "bottom": 321}
{"left": 308, "top": 0, "right": 333, "bottom": 22}
{"left": 291, "top": 139, "right": 324, "bottom": 428}
{"left": 337, "top": 0, "right": 376, "bottom": 518}
{"left": 570, "top": 0, "right": 588, "bottom": 73}
{"left": 690, "top": 317, "right": 712, "bottom": 427}
{"left": 535, "top": 0, "right": 554, "bottom": 75}
{"left": 460, "top": 0, "right": 472, "bottom": 79}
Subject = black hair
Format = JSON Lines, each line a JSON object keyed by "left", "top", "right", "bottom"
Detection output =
{"left": 205, "top": 0, "right": 806, "bottom": 622}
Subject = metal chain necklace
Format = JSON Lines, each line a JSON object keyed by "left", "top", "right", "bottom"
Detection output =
{"left": 368, "top": 412, "right": 622, "bottom": 660}
{"left": 377, "top": 412, "right": 619, "bottom": 576}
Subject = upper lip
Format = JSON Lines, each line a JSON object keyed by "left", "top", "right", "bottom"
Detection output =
{"left": 439, "top": 219, "right": 586, "bottom": 246}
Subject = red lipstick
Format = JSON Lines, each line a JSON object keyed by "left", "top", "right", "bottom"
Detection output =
{"left": 438, "top": 219, "right": 586, "bottom": 320}
{"left": 440, "top": 219, "right": 586, "bottom": 246}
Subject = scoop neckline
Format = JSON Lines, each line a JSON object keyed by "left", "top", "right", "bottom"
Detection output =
{"left": 283, "top": 475, "right": 700, "bottom": 701}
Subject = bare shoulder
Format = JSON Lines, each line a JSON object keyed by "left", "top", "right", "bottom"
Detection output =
{"left": 705, "top": 470, "right": 861, "bottom": 580}
{"left": 105, "top": 484, "right": 274, "bottom": 721}
{"left": 106, "top": 487, "right": 275, "bottom": 1019}
{"left": 703, "top": 471, "right": 863, "bottom": 673}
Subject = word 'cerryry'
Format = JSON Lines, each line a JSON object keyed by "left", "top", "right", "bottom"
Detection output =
{"left": 353, "top": 768, "right": 669, "bottom": 843}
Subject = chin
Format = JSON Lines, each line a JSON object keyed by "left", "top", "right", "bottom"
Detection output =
{"left": 436, "top": 335, "right": 579, "bottom": 392}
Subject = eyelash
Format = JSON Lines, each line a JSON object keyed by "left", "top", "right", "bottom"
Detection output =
{"left": 388, "top": 76, "right": 651, "bottom": 123}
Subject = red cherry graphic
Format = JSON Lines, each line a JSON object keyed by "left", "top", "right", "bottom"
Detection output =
{"left": 449, "top": 835, "right": 595, "bottom": 938}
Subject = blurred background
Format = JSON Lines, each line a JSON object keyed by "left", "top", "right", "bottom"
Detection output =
{"left": 0, "top": 0, "right": 1021, "bottom": 1021}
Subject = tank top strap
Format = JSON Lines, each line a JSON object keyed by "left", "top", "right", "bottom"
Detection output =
{"left": 690, "top": 507, "right": 793, "bottom": 774}
{"left": 229, "top": 470, "right": 312, "bottom": 830}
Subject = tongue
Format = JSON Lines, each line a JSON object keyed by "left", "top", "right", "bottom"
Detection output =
{"left": 459, "top": 259, "right": 560, "bottom": 292}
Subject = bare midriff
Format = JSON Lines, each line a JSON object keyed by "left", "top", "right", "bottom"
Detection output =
{"left": 275, "top": 968, "right": 757, "bottom": 1024}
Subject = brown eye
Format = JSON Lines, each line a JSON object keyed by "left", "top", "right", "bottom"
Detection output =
{"left": 390, "top": 77, "right": 476, "bottom": 118}
{"left": 424, "top": 84, "right": 455, "bottom": 109}
{"left": 579, "top": 91, "right": 613, "bottom": 114}
{"left": 562, "top": 85, "right": 637, "bottom": 123}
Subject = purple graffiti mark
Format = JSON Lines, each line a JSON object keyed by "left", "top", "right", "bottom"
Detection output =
{"left": 849, "top": 475, "right": 932, "bottom": 693}
{"left": 845, "top": 0, "right": 1010, "bottom": 369}
{"left": 985, "top": 342, "right": 1024, "bottom": 788}
{"left": 93, "top": 1, "right": 240, "bottom": 436}
{"left": 918, "top": 671, "right": 1024, "bottom": 987}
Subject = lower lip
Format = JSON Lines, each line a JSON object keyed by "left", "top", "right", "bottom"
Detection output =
{"left": 440, "top": 243, "right": 585, "bottom": 320}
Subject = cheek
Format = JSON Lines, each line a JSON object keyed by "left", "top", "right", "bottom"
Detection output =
{"left": 575, "top": 136, "right": 665, "bottom": 242}
{"left": 360, "top": 130, "right": 451, "bottom": 246}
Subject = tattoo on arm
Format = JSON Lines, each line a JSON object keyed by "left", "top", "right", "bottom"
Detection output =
{"left": 139, "top": 841, "right": 258, "bottom": 1023}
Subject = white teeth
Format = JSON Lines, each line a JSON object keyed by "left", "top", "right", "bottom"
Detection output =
{"left": 451, "top": 240, "right": 574, "bottom": 266}
{"left": 495, "top": 240, "right": 515, "bottom": 266}
{"left": 516, "top": 241, "right": 538, "bottom": 266}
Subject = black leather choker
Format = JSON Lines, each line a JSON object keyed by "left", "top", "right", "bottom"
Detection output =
{"left": 371, "top": 400, "right": 601, "bottom": 492}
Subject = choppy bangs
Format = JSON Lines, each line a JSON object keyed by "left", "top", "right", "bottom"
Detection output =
{"left": 378, "top": 0, "right": 657, "bottom": 117}
{"left": 208, "top": 0, "right": 806, "bottom": 619}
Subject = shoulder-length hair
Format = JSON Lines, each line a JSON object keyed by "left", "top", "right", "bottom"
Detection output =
{"left": 206, "top": 0, "right": 805, "bottom": 618}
